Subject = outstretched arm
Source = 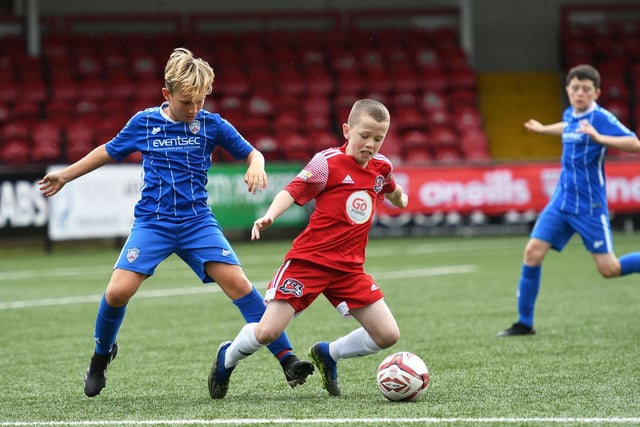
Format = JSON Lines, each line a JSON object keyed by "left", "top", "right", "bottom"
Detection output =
{"left": 38, "top": 144, "right": 113, "bottom": 197}
{"left": 524, "top": 119, "right": 565, "bottom": 136}
{"left": 244, "top": 149, "right": 268, "bottom": 194}
{"left": 251, "top": 190, "right": 296, "bottom": 240}
{"left": 578, "top": 120, "right": 640, "bottom": 153}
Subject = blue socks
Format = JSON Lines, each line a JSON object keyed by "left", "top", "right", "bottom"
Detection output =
{"left": 517, "top": 264, "right": 541, "bottom": 328}
{"left": 619, "top": 252, "right": 640, "bottom": 276}
{"left": 233, "top": 286, "right": 292, "bottom": 362}
{"left": 94, "top": 294, "right": 126, "bottom": 355}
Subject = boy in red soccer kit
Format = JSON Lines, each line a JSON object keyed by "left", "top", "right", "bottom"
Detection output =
{"left": 208, "top": 98, "right": 408, "bottom": 398}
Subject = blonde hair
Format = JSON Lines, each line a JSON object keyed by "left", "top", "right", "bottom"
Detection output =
{"left": 347, "top": 99, "right": 390, "bottom": 127}
{"left": 164, "top": 47, "right": 215, "bottom": 101}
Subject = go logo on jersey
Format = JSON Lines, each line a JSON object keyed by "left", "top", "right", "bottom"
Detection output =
{"left": 346, "top": 190, "right": 373, "bottom": 224}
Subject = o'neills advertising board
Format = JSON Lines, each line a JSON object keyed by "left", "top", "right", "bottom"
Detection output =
{"left": 378, "top": 160, "right": 640, "bottom": 216}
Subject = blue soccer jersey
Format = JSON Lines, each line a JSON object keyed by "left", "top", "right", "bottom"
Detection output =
{"left": 105, "top": 103, "right": 253, "bottom": 221}
{"left": 549, "top": 103, "right": 636, "bottom": 216}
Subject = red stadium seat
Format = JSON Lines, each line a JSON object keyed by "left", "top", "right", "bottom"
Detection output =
{"left": 0, "top": 138, "right": 30, "bottom": 164}
{"left": 433, "top": 145, "right": 463, "bottom": 163}
{"left": 309, "top": 130, "right": 340, "bottom": 152}
{"left": 402, "top": 130, "right": 430, "bottom": 151}
{"left": 79, "top": 78, "right": 107, "bottom": 102}
{"left": 394, "top": 107, "right": 427, "bottom": 134}
{"left": 404, "top": 147, "right": 432, "bottom": 164}
{"left": 32, "top": 122, "right": 63, "bottom": 163}
{"left": 280, "top": 133, "right": 312, "bottom": 162}
{"left": 64, "top": 121, "right": 97, "bottom": 150}
{"left": 273, "top": 109, "right": 301, "bottom": 133}
{"left": 430, "top": 126, "right": 459, "bottom": 148}
{"left": 305, "top": 70, "right": 333, "bottom": 96}
{"left": 1, "top": 122, "right": 29, "bottom": 141}
{"left": 20, "top": 79, "right": 48, "bottom": 104}
{"left": 252, "top": 134, "right": 282, "bottom": 161}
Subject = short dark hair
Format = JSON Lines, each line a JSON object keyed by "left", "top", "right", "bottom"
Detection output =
{"left": 566, "top": 64, "right": 600, "bottom": 89}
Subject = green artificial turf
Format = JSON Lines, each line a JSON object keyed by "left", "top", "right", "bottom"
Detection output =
{"left": 1, "top": 234, "right": 639, "bottom": 426}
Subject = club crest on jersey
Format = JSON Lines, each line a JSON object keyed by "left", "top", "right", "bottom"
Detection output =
{"left": 189, "top": 120, "right": 201, "bottom": 135}
{"left": 278, "top": 278, "right": 304, "bottom": 297}
{"left": 346, "top": 190, "right": 373, "bottom": 224}
{"left": 127, "top": 248, "right": 140, "bottom": 263}
{"left": 373, "top": 176, "right": 385, "bottom": 193}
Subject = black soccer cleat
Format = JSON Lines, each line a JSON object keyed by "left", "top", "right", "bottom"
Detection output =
{"left": 84, "top": 342, "right": 119, "bottom": 397}
{"left": 497, "top": 322, "right": 536, "bottom": 337}
{"left": 309, "top": 342, "right": 341, "bottom": 396}
{"left": 208, "top": 341, "right": 235, "bottom": 399}
{"left": 281, "top": 354, "right": 314, "bottom": 388}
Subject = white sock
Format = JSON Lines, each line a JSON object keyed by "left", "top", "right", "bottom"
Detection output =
{"left": 224, "top": 323, "right": 262, "bottom": 368}
{"left": 329, "top": 327, "right": 382, "bottom": 360}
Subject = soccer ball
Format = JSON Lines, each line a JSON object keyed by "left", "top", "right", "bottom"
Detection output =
{"left": 376, "top": 351, "right": 429, "bottom": 402}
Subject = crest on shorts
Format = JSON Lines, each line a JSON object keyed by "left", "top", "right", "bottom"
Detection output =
{"left": 127, "top": 248, "right": 140, "bottom": 263}
{"left": 278, "top": 278, "right": 304, "bottom": 297}
{"left": 189, "top": 120, "right": 201, "bottom": 135}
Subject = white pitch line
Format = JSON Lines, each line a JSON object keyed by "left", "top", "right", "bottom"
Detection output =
{"left": 1, "top": 417, "right": 640, "bottom": 426}
{"left": 0, "top": 265, "right": 475, "bottom": 310}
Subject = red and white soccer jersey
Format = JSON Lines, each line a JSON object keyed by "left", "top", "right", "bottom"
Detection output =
{"left": 283, "top": 142, "right": 397, "bottom": 272}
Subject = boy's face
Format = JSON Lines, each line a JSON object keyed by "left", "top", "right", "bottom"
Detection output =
{"left": 162, "top": 87, "right": 205, "bottom": 122}
{"left": 342, "top": 113, "right": 390, "bottom": 166}
{"left": 565, "top": 77, "right": 600, "bottom": 114}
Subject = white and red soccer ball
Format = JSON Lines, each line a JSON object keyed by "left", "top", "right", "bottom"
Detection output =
{"left": 376, "top": 351, "right": 430, "bottom": 402}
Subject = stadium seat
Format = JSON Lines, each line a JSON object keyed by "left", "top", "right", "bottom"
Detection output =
{"left": 32, "top": 121, "right": 63, "bottom": 163}
{"left": 280, "top": 132, "right": 311, "bottom": 162}
{"left": 50, "top": 76, "right": 80, "bottom": 103}
{"left": 0, "top": 103, "right": 9, "bottom": 122}
{"left": 64, "top": 121, "right": 97, "bottom": 150}
{"left": 394, "top": 107, "right": 427, "bottom": 134}
{"left": 273, "top": 109, "right": 301, "bottom": 133}
{"left": 1, "top": 121, "right": 29, "bottom": 141}
{"left": 75, "top": 53, "right": 104, "bottom": 79}
{"left": 20, "top": 78, "right": 48, "bottom": 104}
{"left": 378, "top": 131, "right": 403, "bottom": 165}
{"left": 0, "top": 72, "right": 19, "bottom": 104}
{"left": 391, "top": 68, "right": 422, "bottom": 93}
{"left": 305, "top": 70, "right": 333, "bottom": 96}
{"left": 433, "top": 145, "right": 463, "bottom": 163}
{"left": 402, "top": 130, "right": 430, "bottom": 152}
{"left": 336, "top": 72, "right": 363, "bottom": 96}
{"left": 309, "top": 130, "right": 340, "bottom": 152}
{"left": 79, "top": 78, "right": 107, "bottom": 103}
{"left": 0, "top": 138, "right": 30, "bottom": 164}
{"left": 422, "top": 91, "right": 448, "bottom": 113}
{"left": 430, "top": 126, "right": 459, "bottom": 148}
{"left": 448, "top": 67, "right": 476, "bottom": 91}
{"left": 421, "top": 69, "right": 449, "bottom": 93}
{"left": 403, "top": 146, "right": 432, "bottom": 164}
{"left": 251, "top": 134, "right": 281, "bottom": 161}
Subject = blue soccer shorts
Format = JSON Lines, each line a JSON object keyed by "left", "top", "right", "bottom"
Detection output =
{"left": 113, "top": 213, "right": 241, "bottom": 283}
{"left": 530, "top": 205, "right": 613, "bottom": 254}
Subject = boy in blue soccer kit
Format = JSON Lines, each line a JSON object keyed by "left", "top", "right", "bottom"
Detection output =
{"left": 498, "top": 64, "right": 640, "bottom": 336}
{"left": 39, "top": 48, "right": 313, "bottom": 396}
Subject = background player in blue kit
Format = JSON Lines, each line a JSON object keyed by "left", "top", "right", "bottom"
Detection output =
{"left": 38, "top": 47, "right": 313, "bottom": 396}
{"left": 498, "top": 64, "right": 640, "bottom": 337}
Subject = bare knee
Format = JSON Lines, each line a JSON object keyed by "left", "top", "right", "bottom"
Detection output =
{"left": 594, "top": 254, "right": 621, "bottom": 278}
{"left": 373, "top": 328, "right": 400, "bottom": 349}
{"left": 523, "top": 240, "right": 548, "bottom": 265}
{"left": 104, "top": 287, "right": 132, "bottom": 307}
{"left": 597, "top": 265, "right": 621, "bottom": 278}
{"left": 253, "top": 323, "right": 282, "bottom": 345}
